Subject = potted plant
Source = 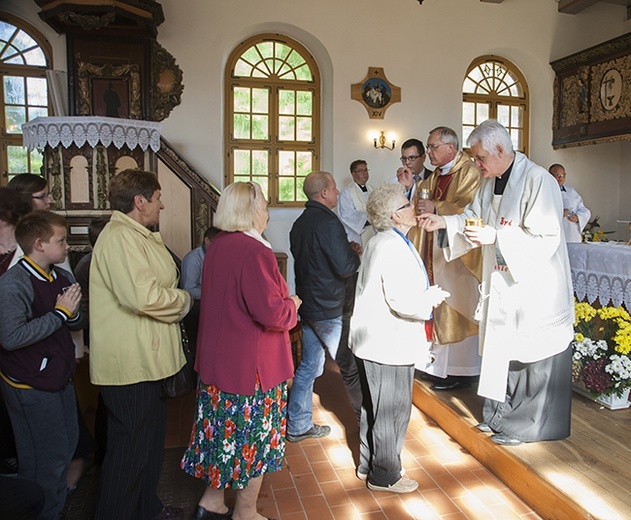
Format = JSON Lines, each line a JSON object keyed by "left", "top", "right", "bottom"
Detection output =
{"left": 572, "top": 301, "right": 631, "bottom": 409}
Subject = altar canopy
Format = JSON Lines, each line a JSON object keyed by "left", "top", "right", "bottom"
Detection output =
{"left": 22, "top": 116, "right": 162, "bottom": 153}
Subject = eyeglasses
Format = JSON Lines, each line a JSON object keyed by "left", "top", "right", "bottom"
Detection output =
{"left": 32, "top": 193, "right": 52, "bottom": 200}
{"left": 400, "top": 155, "right": 421, "bottom": 163}
{"left": 426, "top": 143, "right": 449, "bottom": 151}
{"left": 396, "top": 202, "right": 412, "bottom": 212}
{"left": 353, "top": 168, "right": 370, "bottom": 174}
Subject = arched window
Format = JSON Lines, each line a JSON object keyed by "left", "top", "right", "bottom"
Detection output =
{"left": 462, "top": 56, "right": 529, "bottom": 154}
{"left": 225, "top": 34, "right": 320, "bottom": 206}
{"left": 0, "top": 14, "right": 52, "bottom": 185}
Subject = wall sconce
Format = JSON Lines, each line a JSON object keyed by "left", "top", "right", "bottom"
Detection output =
{"left": 373, "top": 131, "right": 396, "bottom": 150}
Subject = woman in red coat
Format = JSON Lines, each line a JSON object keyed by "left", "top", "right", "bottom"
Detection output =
{"left": 181, "top": 181, "right": 301, "bottom": 520}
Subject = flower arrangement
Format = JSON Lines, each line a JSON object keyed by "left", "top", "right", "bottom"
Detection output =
{"left": 581, "top": 216, "right": 613, "bottom": 242}
{"left": 572, "top": 301, "right": 631, "bottom": 397}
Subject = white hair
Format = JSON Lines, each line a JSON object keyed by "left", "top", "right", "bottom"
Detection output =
{"left": 366, "top": 182, "right": 406, "bottom": 231}
{"left": 466, "top": 119, "right": 514, "bottom": 156}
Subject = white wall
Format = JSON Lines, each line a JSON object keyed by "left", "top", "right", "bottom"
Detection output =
{"left": 5, "top": 0, "right": 630, "bottom": 288}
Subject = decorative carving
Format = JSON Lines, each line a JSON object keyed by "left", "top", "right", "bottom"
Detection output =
{"left": 150, "top": 41, "right": 184, "bottom": 121}
{"left": 96, "top": 146, "right": 108, "bottom": 209}
{"left": 77, "top": 62, "right": 142, "bottom": 119}
{"left": 58, "top": 12, "right": 115, "bottom": 31}
{"left": 551, "top": 33, "right": 631, "bottom": 149}
{"left": 591, "top": 59, "right": 630, "bottom": 121}
{"left": 49, "top": 147, "right": 62, "bottom": 209}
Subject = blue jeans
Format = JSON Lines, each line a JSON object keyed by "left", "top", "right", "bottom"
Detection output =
{"left": 287, "top": 317, "right": 342, "bottom": 436}
{"left": 287, "top": 316, "right": 363, "bottom": 434}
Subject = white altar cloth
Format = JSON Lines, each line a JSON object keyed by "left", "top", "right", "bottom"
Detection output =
{"left": 567, "top": 242, "right": 631, "bottom": 309}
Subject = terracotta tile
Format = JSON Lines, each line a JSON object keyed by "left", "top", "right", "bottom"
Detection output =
{"left": 302, "top": 443, "right": 329, "bottom": 463}
{"left": 256, "top": 497, "right": 279, "bottom": 519}
{"left": 421, "top": 488, "right": 460, "bottom": 516}
{"left": 273, "top": 487, "right": 304, "bottom": 515}
{"left": 451, "top": 492, "right": 493, "bottom": 518}
{"left": 470, "top": 467, "right": 507, "bottom": 489}
{"left": 320, "top": 482, "right": 350, "bottom": 507}
{"left": 380, "top": 497, "right": 418, "bottom": 520}
{"left": 404, "top": 467, "right": 440, "bottom": 492}
{"left": 358, "top": 512, "right": 387, "bottom": 519}
{"left": 285, "top": 454, "right": 313, "bottom": 476}
{"left": 439, "top": 512, "right": 469, "bottom": 519}
{"left": 279, "top": 513, "right": 307, "bottom": 520}
{"left": 485, "top": 502, "right": 524, "bottom": 519}
{"left": 292, "top": 472, "right": 321, "bottom": 498}
{"left": 330, "top": 503, "right": 360, "bottom": 520}
{"left": 300, "top": 495, "right": 333, "bottom": 519}
{"left": 311, "top": 461, "right": 340, "bottom": 483}
{"left": 335, "top": 467, "right": 365, "bottom": 489}
{"left": 284, "top": 441, "right": 305, "bottom": 457}
{"left": 495, "top": 488, "right": 533, "bottom": 516}
{"left": 445, "top": 465, "right": 483, "bottom": 487}
{"left": 347, "top": 487, "right": 381, "bottom": 513}
{"left": 466, "top": 483, "right": 505, "bottom": 507}
{"left": 397, "top": 492, "right": 440, "bottom": 519}
{"left": 267, "top": 467, "right": 295, "bottom": 490}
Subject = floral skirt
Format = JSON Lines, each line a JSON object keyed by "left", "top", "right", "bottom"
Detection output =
{"left": 180, "top": 377, "right": 287, "bottom": 489}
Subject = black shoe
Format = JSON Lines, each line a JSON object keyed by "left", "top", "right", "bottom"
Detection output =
{"left": 286, "top": 424, "right": 331, "bottom": 443}
{"left": 490, "top": 433, "right": 523, "bottom": 446}
{"left": 431, "top": 377, "right": 472, "bottom": 391}
{"left": 192, "top": 505, "right": 233, "bottom": 519}
{"left": 0, "top": 457, "right": 18, "bottom": 475}
{"left": 416, "top": 371, "right": 444, "bottom": 383}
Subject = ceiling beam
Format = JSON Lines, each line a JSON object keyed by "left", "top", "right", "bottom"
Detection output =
{"left": 557, "top": 0, "right": 601, "bottom": 14}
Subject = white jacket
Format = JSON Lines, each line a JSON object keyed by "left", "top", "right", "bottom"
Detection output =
{"left": 350, "top": 229, "right": 435, "bottom": 365}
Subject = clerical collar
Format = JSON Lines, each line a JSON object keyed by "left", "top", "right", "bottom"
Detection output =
{"left": 440, "top": 157, "right": 456, "bottom": 175}
{"left": 356, "top": 183, "right": 368, "bottom": 192}
{"left": 494, "top": 161, "right": 514, "bottom": 195}
{"left": 560, "top": 185, "right": 566, "bottom": 192}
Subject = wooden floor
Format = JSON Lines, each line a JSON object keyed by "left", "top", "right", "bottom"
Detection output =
{"left": 413, "top": 379, "right": 631, "bottom": 520}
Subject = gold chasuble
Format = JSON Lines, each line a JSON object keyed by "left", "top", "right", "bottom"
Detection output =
{"left": 407, "top": 151, "right": 482, "bottom": 345}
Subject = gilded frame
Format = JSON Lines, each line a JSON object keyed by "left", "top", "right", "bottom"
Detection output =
{"left": 77, "top": 62, "right": 142, "bottom": 119}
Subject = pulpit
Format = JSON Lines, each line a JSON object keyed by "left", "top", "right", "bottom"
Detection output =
{"left": 22, "top": 116, "right": 161, "bottom": 246}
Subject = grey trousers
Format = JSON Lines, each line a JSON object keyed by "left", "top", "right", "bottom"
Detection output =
{"left": 483, "top": 345, "right": 572, "bottom": 442}
{"left": 357, "top": 358, "right": 414, "bottom": 487}
{"left": 0, "top": 379, "right": 78, "bottom": 520}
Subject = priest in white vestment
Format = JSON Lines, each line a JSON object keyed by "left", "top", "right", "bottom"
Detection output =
{"left": 548, "top": 163, "right": 591, "bottom": 243}
{"left": 337, "top": 159, "right": 375, "bottom": 248}
{"left": 418, "top": 120, "right": 574, "bottom": 446}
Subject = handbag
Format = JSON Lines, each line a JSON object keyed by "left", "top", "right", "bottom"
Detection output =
{"left": 161, "top": 323, "right": 197, "bottom": 399}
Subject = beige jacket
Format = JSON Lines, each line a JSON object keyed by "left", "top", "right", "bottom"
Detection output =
{"left": 89, "top": 211, "right": 189, "bottom": 385}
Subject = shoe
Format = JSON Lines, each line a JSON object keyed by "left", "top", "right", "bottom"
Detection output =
{"left": 490, "top": 433, "right": 523, "bottom": 446}
{"left": 356, "top": 469, "right": 368, "bottom": 481}
{"left": 476, "top": 422, "right": 492, "bottom": 433}
{"left": 0, "top": 457, "right": 18, "bottom": 475}
{"left": 416, "top": 371, "right": 444, "bottom": 383}
{"left": 192, "top": 505, "right": 233, "bottom": 519}
{"left": 286, "top": 424, "right": 331, "bottom": 443}
{"left": 152, "top": 506, "right": 184, "bottom": 520}
{"left": 431, "top": 377, "right": 472, "bottom": 391}
{"left": 368, "top": 476, "right": 419, "bottom": 494}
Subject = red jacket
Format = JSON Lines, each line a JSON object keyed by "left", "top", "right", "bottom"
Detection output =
{"left": 195, "top": 231, "right": 297, "bottom": 395}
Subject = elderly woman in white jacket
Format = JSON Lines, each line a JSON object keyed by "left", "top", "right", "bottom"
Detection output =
{"left": 350, "top": 182, "right": 449, "bottom": 494}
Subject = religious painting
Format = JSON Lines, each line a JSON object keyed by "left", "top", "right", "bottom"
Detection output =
{"left": 91, "top": 78, "right": 129, "bottom": 118}
{"left": 351, "top": 67, "right": 401, "bottom": 119}
{"left": 77, "top": 62, "right": 142, "bottom": 119}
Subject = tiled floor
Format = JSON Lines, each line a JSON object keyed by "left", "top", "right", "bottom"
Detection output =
{"left": 216, "top": 361, "right": 541, "bottom": 520}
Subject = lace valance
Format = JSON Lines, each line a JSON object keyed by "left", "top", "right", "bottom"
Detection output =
{"left": 568, "top": 242, "right": 631, "bottom": 309}
{"left": 22, "top": 116, "right": 162, "bottom": 152}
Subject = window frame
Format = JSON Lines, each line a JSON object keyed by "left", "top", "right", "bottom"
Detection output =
{"left": 224, "top": 33, "right": 321, "bottom": 207}
{"left": 0, "top": 12, "right": 53, "bottom": 186}
{"left": 462, "top": 55, "right": 529, "bottom": 155}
